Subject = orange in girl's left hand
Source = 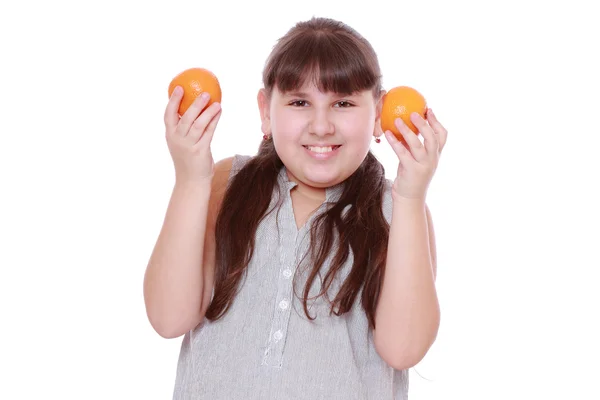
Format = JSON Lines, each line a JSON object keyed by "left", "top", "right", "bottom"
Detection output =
{"left": 380, "top": 86, "right": 427, "bottom": 141}
{"left": 168, "top": 68, "right": 222, "bottom": 116}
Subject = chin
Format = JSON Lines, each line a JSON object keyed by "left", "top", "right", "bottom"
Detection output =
{"left": 301, "top": 166, "right": 345, "bottom": 187}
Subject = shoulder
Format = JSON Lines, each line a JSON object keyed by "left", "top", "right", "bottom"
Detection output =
{"left": 228, "top": 154, "right": 253, "bottom": 174}
{"left": 212, "top": 155, "right": 252, "bottom": 188}
{"left": 381, "top": 179, "right": 395, "bottom": 224}
{"left": 210, "top": 154, "right": 253, "bottom": 206}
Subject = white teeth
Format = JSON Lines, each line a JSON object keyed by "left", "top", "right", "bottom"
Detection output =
{"left": 307, "top": 146, "right": 334, "bottom": 153}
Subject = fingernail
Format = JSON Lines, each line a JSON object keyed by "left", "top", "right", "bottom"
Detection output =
{"left": 201, "top": 92, "right": 210, "bottom": 100}
{"left": 174, "top": 86, "right": 182, "bottom": 95}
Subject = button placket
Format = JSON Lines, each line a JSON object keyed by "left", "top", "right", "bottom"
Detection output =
{"left": 278, "top": 299, "right": 289, "bottom": 310}
{"left": 262, "top": 253, "right": 295, "bottom": 367}
{"left": 261, "top": 182, "right": 300, "bottom": 368}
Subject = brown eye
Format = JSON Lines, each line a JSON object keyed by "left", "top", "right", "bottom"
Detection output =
{"left": 290, "top": 100, "right": 308, "bottom": 107}
{"left": 336, "top": 101, "right": 353, "bottom": 108}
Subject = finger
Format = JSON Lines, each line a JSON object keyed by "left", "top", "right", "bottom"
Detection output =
{"left": 176, "top": 92, "right": 212, "bottom": 137}
{"left": 186, "top": 102, "right": 222, "bottom": 144}
{"left": 164, "top": 86, "right": 183, "bottom": 132}
{"left": 411, "top": 112, "right": 439, "bottom": 156}
{"left": 395, "top": 117, "right": 427, "bottom": 161}
{"left": 195, "top": 105, "right": 222, "bottom": 146}
{"left": 427, "top": 108, "right": 448, "bottom": 151}
{"left": 385, "top": 130, "right": 416, "bottom": 165}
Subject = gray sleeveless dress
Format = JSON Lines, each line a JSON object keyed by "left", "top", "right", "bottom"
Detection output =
{"left": 172, "top": 154, "right": 409, "bottom": 399}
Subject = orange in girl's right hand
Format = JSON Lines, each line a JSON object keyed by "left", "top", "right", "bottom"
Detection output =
{"left": 168, "top": 68, "right": 222, "bottom": 116}
{"left": 380, "top": 86, "right": 427, "bottom": 141}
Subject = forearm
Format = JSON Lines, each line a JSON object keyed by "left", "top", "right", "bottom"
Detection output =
{"left": 143, "top": 181, "right": 211, "bottom": 338}
{"left": 374, "top": 198, "right": 440, "bottom": 369}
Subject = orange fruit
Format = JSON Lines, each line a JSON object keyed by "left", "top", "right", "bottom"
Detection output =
{"left": 168, "top": 68, "right": 222, "bottom": 116}
{"left": 380, "top": 86, "right": 427, "bottom": 142}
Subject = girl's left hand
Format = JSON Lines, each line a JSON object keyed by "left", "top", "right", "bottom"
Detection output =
{"left": 384, "top": 109, "right": 448, "bottom": 202}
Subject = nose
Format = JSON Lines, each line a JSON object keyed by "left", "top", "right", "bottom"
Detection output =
{"left": 308, "top": 109, "right": 334, "bottom": 136}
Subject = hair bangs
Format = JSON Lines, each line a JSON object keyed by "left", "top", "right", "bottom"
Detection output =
{"left": 264, "top": 31, "right": 381, "bottom": 96}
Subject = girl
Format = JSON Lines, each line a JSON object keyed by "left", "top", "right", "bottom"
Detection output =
{"left": 144, "top": 17, "right": 448, "bottom": 400}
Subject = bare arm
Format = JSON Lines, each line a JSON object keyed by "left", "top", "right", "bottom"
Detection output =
{"left": 143, "top": 157, "right": 233, "bottom": 338}
{"left": 426, "top": 204, "right": 437, "bottom": 281}
{"left": 374, "top": 199, "right": 440, "bottom": 370}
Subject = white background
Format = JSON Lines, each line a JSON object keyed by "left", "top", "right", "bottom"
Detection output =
{"left": 1, "top": 0, "right": 599, "bottom": 399}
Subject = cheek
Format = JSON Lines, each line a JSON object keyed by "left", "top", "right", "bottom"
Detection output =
{"left": 338, "top": 112, "right": 375, "bottom": 139}
{"left": 272, "top": 110, "right": 305, "bottom": 137}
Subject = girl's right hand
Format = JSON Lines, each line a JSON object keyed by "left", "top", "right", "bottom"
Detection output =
{"left": 164, "top": 86, "right": 222, "bottom": 185}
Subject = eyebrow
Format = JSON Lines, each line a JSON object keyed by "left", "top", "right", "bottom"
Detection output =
{"left": 285, "top": 91, "right": 310, "bottom": 98}
{"left": 284, "top": 91, "right": 357, "bottom": 98}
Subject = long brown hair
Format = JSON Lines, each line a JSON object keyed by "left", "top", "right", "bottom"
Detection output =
{"left": 205, "top": 17, "right": 389, "bottom": 330}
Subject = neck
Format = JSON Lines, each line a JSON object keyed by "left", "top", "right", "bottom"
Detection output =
{"left": 286, "top": 170, "right": 326, "bottom": 203}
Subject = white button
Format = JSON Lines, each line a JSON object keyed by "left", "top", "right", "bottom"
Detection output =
{"left": 273, "top": 330, "right": 283, "bottom": 341}
{"left": 283, "top": 269, "right": 292, "bottom": 278}
{"left": 279, "top": 299, "right": 289, "bottom": 310}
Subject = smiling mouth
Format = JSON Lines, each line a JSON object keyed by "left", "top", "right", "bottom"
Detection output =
{"left": 302, "top": 145, "right": 342, "bottom": 153}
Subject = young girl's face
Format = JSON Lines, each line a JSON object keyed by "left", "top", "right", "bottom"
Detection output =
{"left": 260, "top": 82, "right": 382, "bottom": 192}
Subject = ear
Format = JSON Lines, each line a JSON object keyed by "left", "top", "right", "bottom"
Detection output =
{"left": 374, "top": 89, "right": 386, "bottom": 136}
{"left": 375, "top": 89, "right": 386, "bottom": 120}
{"left": 257, "top": 88, "right": 271, "bottom": 135}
